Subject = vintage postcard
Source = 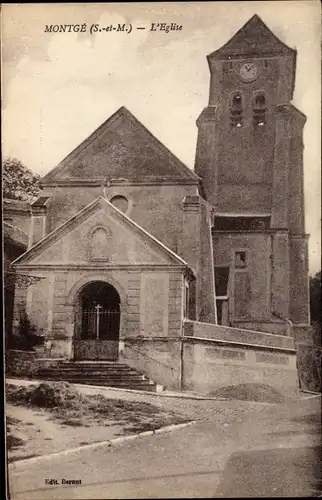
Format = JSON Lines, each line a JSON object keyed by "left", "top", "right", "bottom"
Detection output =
{"left": 2, "top": 1, "right": 321, "bottom": 499}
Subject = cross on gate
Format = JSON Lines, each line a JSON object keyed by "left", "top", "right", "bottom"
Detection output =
{"left": 94, "top": 303, "right": 102, "bottom": 340}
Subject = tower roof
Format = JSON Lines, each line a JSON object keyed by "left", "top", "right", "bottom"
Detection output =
{"left": 207, "top": 14, "right": 296, "bottom": 61}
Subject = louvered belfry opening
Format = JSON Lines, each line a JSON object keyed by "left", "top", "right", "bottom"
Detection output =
{"left": 230, "top": 92, "right": 243, "bottom": 128}
{"left": 253, "top": 93, "right": 267, "bottom": 126}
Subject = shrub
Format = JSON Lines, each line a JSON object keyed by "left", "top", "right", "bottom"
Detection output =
{"left": 9, "top": 310, "right": 44, "bottom": 351}
{"left": 297, "top": 344, "right": 322, "bottom": 393}
{"left": 6, "top": 434, "right": 25, "bottom": 450}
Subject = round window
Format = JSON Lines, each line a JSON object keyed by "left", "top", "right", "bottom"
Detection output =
{"left": 110, "top": 195, "right": 129, "bottom": 213}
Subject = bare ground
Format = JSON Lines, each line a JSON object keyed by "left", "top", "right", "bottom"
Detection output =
{"left": 6, "top": 404, "right": 126, "bottom": 462}
{"left": 5, "top": 381, "right": 189, "bottom": 463}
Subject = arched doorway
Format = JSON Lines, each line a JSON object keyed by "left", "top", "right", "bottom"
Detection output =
{"left": 74, "top": 281, "right": 121, "bottom": 360}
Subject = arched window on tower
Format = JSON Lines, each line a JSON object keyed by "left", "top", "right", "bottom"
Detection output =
{"left": 253, "top": 93, "right": 267, "bottom": 127}
{"left": 230, "top": 92, "right": 243, "bottom": 128}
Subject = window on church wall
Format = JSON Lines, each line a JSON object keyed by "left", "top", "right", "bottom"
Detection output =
{"left": 215, "top": 267, "right": 230, "bottom": 297}
{"left": 215, "top": 267, "right": 230, "bottom": 326}
{"left": 89, "top": 227, "right": 111, "bottom": 261}
{"left": 235, "top": 251, "right": 247, "bottom": 269}
{"left": 230, "top": 92, "right": 243, "bottom": 128}
{"left": 110, "top": 195, "right": 129, "bottom": 213}
{"left": 253, "top": 93, "right": 267, "bottom": 127}
{"left": 184, "top": 281, "right": 190, "bottom": 319}
{"left": 185, "top": 279, "right": 196, "bottom": 320}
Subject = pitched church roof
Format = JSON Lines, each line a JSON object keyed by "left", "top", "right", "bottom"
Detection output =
{"left": 41, "top": 107, "right": 199, "bottom": 186}
{"left": 207, "top": 14, "right": 296, "bottom": 61}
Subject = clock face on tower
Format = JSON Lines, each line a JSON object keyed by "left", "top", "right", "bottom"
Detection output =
{"left": 239, "top": 62, "right": 258, "bottom": 82}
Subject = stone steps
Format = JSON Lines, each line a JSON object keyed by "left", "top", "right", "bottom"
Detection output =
{"left": 37, "top": 361, "right": 163, "bottom": 392}
{"left": 40, "top": 373, "right": 147, "bottom": 382}
{"left": 40, "top": 367, "right": 140, "bottom": 373}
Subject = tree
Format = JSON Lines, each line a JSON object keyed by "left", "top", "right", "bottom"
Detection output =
{"left": 310, "top": 271, "right": 321, "bottom": 324}
{"left": 2, "top": 157, "right": 40, "bottom": 200}
{"left": 310, "top": 271, "right": 321, "bottom": 346}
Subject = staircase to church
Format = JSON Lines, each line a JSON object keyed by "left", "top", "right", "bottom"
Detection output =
{"left": 37, "top": 361, "right": 163, "bottom": 393}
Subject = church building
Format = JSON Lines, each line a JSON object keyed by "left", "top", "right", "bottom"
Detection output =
{"left": 11, "top": 15, "right": 310, "bottom": 395}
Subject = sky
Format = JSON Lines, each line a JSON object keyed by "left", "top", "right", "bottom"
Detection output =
{"left": 2, "top": 1, "right": 321, "bottom": 273}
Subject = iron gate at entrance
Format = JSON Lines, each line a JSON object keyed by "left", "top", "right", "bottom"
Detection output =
{"left": 73, "top": 281, "right": 121, "bottom": 360}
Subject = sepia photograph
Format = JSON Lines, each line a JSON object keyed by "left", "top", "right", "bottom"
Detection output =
{"left": 2, "top": 1, "right": 321, "bottom": 498}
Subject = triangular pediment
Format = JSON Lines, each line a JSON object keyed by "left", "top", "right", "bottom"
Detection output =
{"left": 41, "top": 107, "right": 198, "bottom": 185}
{"left": 13, "top": 197, "right": 189, "bottom": 268}
{"left": 208, "top": 14, "right": 296, "bottom": 61}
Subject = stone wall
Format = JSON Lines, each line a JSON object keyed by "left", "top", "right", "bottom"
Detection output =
{"left": 183, "top": 319, "right": 294, "bottom": 349}
{"left": 122, "top": 338, "right": 182, "bottom": 390}
{"left": 123, "top": 320, "right": 299, "bottom": 394}
{"left": 182, "top": 336, "right": 298, "bottom": 397}
{"left": 232, "top": 321, "right": 288, "bottom": 336}
{"left": 182, "top": 320, "right": 298, "bottom": 397}
{"left": 199, "top": 199, "right": 217, "bottom": 323}
{"left": 5, "top": 350, "right": 61, "bottom": 378}
{"left": 289, "top": 235, "right": 310, "bottom": 324}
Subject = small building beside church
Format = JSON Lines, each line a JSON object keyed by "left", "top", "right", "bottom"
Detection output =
{"left": 3, "top": 199, "right": 30, "bottom": 338}
{"left": 10, "top": 15, "right": 310, "bottom": 396}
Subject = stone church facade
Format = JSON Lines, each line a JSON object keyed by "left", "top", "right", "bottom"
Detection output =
{"left": 11, "top": 16, "right": 310, "bottom": 395}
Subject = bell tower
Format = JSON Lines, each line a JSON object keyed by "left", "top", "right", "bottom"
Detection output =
{"left": 195, "top": 15, "right": 310, "bottom": 336}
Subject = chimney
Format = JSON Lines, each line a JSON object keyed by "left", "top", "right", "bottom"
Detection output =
{"left": 28, "top": 194, "right": 51, "bottom": 248}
